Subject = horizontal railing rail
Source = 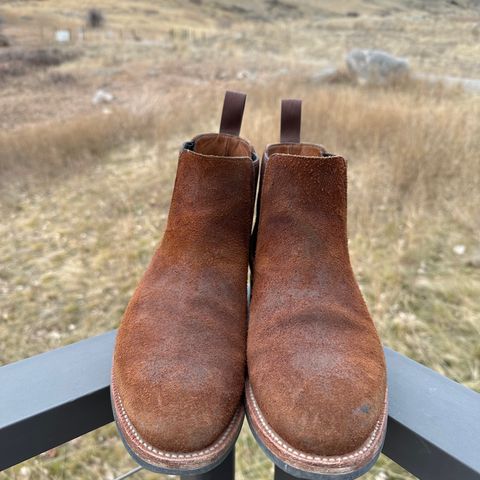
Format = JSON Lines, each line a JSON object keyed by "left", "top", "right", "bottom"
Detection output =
{"left": 1, "top": 331, "right": 479, "bottom": 479}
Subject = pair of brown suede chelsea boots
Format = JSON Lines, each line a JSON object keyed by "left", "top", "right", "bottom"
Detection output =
{"left": 111, "top": 91, "right": 388, "bottom": 480}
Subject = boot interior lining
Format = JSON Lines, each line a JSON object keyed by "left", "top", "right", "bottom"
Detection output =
{"left": 266, "top": 143, "right": 327, "bottom": 157}
{"left": 192, "top": 133, "right": 253, "bottom": 157}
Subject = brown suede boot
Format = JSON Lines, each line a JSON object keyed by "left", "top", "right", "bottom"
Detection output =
{"left": 111, "top": 91, "right": 257, "bottom": 475}
{"left": 246, "top": 100, "right": 388, "bottom": 479}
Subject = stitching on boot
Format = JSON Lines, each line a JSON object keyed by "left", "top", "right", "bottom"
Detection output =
{"left": 246, "top": 382, "right": 387, "bottom": 466}
{"left": 112, "top": 381, "right": 243, "bottom": 463}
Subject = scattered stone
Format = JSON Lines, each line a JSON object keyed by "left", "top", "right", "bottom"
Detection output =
{"left": 453, "top": 244, "right": 466, "bottom": 256}
{"left": 346, "top": 11, "right": 360, "bottom": 17}
{"left": 236, "top": 69, "right": 255, "bottom": 80}
{"left": 396, "top": 311, "right": 418, "bottom": 325}
{"left": 19, "top": 466, "right": 31, "bottom": 477}
{"left": 47, "top": 330, "right": 61, "bottom": 340}
{"left": 55, "top": 30, "right": 71, "bottom": 43}
{"left": 417, "top": 261, "right": 427, "bottom": 275}
{"left": 346, "top": 49, "right": 409, "bottom": 85}
{"left": 92, "top": 89, "right": 113, "bottom": 105}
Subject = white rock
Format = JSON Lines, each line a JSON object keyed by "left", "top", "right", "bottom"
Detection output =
{"left": 92, "top": 89, "right": 114, "bottom": 105}
{"left": 453, "top": 244, "right": 466, "bottom": 255}
{"left": 55, "top": 30, "right": 70, "bottom": 43}
{"left": 236, "top": 69, "right": 256, "bottom": 80}
{"left": 346, "top": 49, "right": 409, "bottom": 85}
{"left": 47, "top": 330, "right": 61, "bottom": 340}
{"left": 19, "top": 466, "right": 31, "bottom": 477}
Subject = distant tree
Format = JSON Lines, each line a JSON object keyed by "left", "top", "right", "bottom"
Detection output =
{"left": 87, "top": 9, "right": 105, "bottom": 29}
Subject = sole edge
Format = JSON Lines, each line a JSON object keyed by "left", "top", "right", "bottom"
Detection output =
{"left": 245, "top": 381, "right": 388, "bottom": 480}
{"left": 110, "top": 380, "right": 244, "bottom": 476}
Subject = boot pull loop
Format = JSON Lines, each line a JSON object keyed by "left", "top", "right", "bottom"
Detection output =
{"left": 280, "top": 99, "right": 302, "bottom": 143}
{"left": 219, "top": 91, "right": 246, "bottom": 136}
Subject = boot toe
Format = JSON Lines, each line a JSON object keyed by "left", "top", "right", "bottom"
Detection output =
{"left": 113, "top": 318, "right": 245, "bottom": 454}
{"left": 252, "top": 359, "right": 385, "bottom": 456}
{"left": 114, "top": 360, "right": 243, "bottom": 453}
{"left": 249, "top": 310, "right": 386, "bottom": 456}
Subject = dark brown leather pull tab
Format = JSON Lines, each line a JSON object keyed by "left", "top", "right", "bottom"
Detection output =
{"left": 280, "top": 99, "right": 302, "bottom": 143}
{"left": 219, "top": 91, "right": 246, "bottom": 136}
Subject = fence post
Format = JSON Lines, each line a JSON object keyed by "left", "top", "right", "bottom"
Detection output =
{"left": 274, "top": 466, "right": 296, "bottom": 480}
{"left": 181, "top": 448, "right": 235, "bottom": 480}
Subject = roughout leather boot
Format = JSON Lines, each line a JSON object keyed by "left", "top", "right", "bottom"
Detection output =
{"left": 246, "top": 100, "right": 387, "bottom": 479}
{"left": 111, "top": 91, "right": 257, "bottom": 475}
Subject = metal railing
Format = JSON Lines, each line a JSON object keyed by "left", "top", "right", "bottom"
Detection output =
{"left": 1, "top": 331, "right": 479, "bottom": 479}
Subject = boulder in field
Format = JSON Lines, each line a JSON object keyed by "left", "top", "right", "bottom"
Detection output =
{"left": 346, "top": 49, "right": 409, "bottom": 85}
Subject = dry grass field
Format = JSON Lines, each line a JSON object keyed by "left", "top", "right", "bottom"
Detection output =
{"left": 1, "top": 1, "right": 479, "bottom": 479}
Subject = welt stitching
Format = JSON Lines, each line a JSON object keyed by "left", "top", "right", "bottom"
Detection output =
{"left": 112, "top": 382, "right": 241, "bottom": 461}
{"left": 247, "top": 382, "right": 387, "bottom": 465}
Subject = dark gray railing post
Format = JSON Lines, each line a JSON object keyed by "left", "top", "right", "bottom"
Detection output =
{"left": 181, "top": 448, "right": 235, "bottom": 480}
{"left": 274, "top": 465, "right": 295, "bottom": 479}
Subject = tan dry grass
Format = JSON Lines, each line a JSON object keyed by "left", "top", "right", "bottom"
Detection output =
{"left": 0, "top": 109, "right": 153, "bottom": 186}
{"left": 1, "top": 77, "right": 479, "bottom": 479}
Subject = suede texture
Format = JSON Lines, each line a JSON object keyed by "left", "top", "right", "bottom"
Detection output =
{"left": 113, "top": 135, "right": 256, "bottom": 453}
{"left": 248, "top": 146, "right": 387, "bottom": 457}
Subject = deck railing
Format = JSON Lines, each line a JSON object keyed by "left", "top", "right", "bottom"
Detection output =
{"left": 1, "top": 330, "right": 479, "bottom": 479}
